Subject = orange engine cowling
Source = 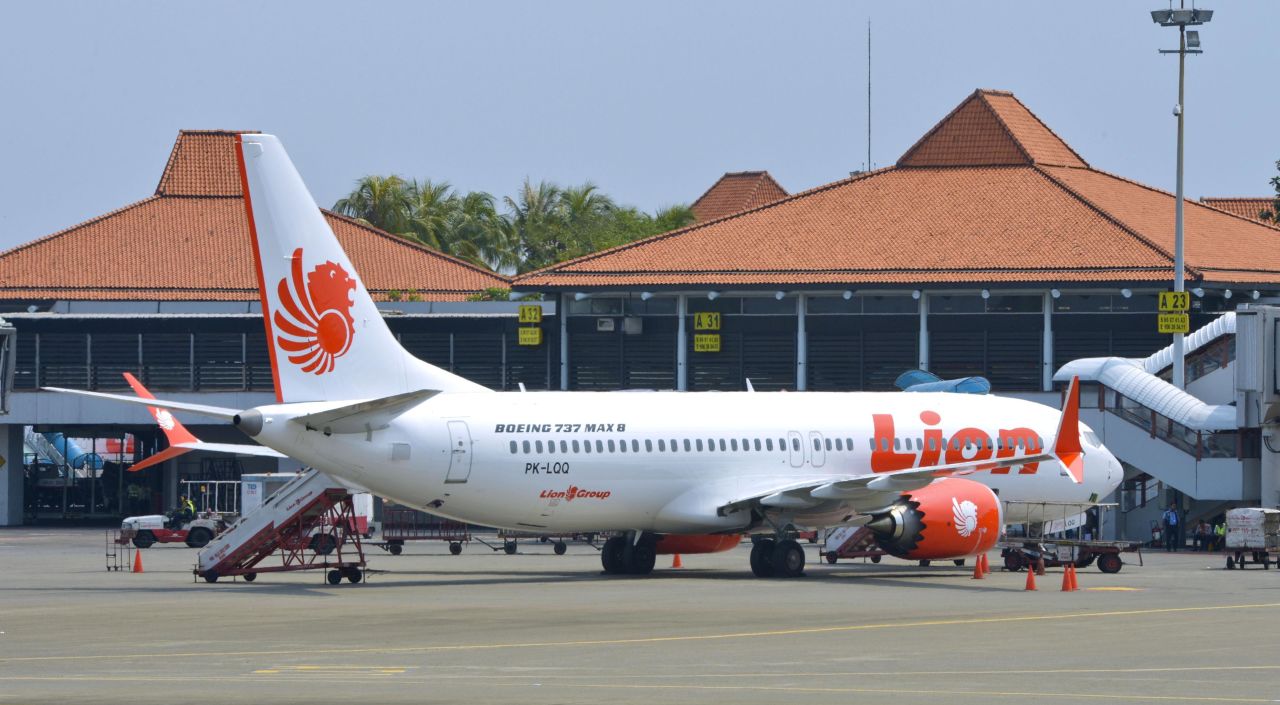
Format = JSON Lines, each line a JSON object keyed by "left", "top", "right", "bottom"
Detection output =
{"left": 866, "top": 477, "right": 1002, "bottom": 560}
{"left": 654, "top": 534, "right": 742, "bottom": 555}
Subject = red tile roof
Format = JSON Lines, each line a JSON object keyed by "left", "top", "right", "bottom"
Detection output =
{"left": 0, "top": 131, "right": 507, "bottom": 301}
{"left": 516, "top": 90, "right": 1280, "bottom": 291}
{"left": 1200, "top": 197, "right": 1279, "bottom": 226}
{"left": 690, "top": 171, "right": 788, "bottom": 221}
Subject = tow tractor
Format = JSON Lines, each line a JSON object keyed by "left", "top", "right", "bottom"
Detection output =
{"left": 119, "top": 512, "right": 229, "bottom": 549}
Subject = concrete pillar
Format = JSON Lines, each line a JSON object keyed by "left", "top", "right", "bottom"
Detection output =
{"left": 1043, "top": 291, "right": 1054, "bottom": 391}
{"left": 559, "top": 293, "right": 569, "bottom": 391}
{"left": 795, "top": 295, "right": 807, "bottom": 391}
{"left": 917, "top": 293, "right": 929, "bottom": 371}
{"left": 0, "top": 425, "right": 23, "bottom": 526}
{"left": 677, "top": 294, "right": 688, "bottom": 391}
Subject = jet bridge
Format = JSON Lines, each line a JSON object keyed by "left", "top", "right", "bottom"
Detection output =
{"left": 194, "top": 469, "right": 367, "bottom": 585}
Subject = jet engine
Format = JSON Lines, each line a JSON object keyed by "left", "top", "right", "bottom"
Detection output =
{"left": 866, "top": 478, "right": 1002, "bottom": 560}
{"left": 654, "top": 534, "right": 742, "bottom": 555}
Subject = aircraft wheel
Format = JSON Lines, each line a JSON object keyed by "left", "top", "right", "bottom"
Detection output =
{"left": 601, "top": 536, "right": 625, "bottom": 573}
{"left": 1097, "top": 553, "right": 1123, "bottom": 574}
{"left": 624, "top": 539, "right": 656, "bottom": 575}
{"left": 553, "top": 541, "right": 567, "bottom": 556}
{"left": 449, "top": 542, "right": 463, "bottom": 555}
{"left": 327, "top": 569, "right": 343, "bottom": 585}
{"left": 750, "top": 539, "right": 776, "bottom": 577}
{"left": 953, "top": 559, "right": 966, "bottom": 567}
{"left": 771, "top": 539, "right": 805, "bottom": 578}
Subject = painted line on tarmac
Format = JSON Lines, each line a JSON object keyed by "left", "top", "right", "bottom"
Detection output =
{"left": 555, "top": 683, "right": 1280, "bottom": 703}
{"left": 2, "top": 601, "right": 1278, "bottom": 665}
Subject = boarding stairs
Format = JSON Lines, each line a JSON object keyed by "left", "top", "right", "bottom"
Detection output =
{"left": 194, "top": 469, "right": 366, "bottom": 584}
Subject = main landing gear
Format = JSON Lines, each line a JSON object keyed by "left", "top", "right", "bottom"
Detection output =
{"left": 749, "top": 537, "right": 806, "bottom": 578}
{"left": 600, "top": 533, "right": 657, "bottom": 575}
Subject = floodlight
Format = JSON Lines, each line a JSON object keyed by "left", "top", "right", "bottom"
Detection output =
{"left": 1192, "top": 287, "right": 1205, "bottom": 297}
{"left": 1121, "top": 288, "right": 1133, "bottom": 298}
{"left": 842, "top": 290, "right": 854, "bottom": 300}
{"left": 774, "top": 291, "right": 786, "bottom": 300}
{"left": 1050, "top": 288, "right": 1061, "bottom": 299}
{"left": 1186, "top": 30, "right": 1200, "bottom": 47}
{"left": 980, "top": 289, "right": 990, "bottom": 299}
{"left": 911, "top": 290, "right": 922, "bottom": 300}
{"left": 1253, "top": 290, "right": 1261, "bottom": 300}
{"left": 1223, "top": 289, "right": 1232, "bottom": 299}
{"left": 639, "top": 292, "right": 653, "bottom": 301}
{"left": 573, "top": 292, "right": 591, "bottom": 301}
{"left": 706, "top": 291, "right": 720, "bottom": 301}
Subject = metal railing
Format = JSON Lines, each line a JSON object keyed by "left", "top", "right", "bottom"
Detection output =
{"left": 1083, "top": 382, "right": 1258, "bottom": 461}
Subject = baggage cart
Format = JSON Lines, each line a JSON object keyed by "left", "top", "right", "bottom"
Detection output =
{"left": 1224, "top": 508, "right": 1280, "bottom": 570}
{"left": 376, "top": 506, "right": 471, "bottom": 555}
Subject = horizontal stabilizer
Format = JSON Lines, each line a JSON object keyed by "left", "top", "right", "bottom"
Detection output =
{"left": 128, "top": 444, "right": 192, "bottom": 472}
{"left": 291, "top": 389, "right": 440, "bottom": 434}
{"left": 42, "top": 387, "right": 239, "bottom": 421}
{"left": 175, "top": 441, "right": 287, "bottom": 458}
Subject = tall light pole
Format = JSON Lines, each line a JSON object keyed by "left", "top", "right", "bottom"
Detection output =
{"left": 1152, "top": 4, "right": 1212, "bottom": 390}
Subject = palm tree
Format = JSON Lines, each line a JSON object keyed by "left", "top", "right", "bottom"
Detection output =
{"left": 332, "top": 175, "right": 413, "bottom": 236}
{"left": 406, "top": 179, "right": 459, "bottom": 250}
{"left": 506, "top": 180, "right": 564, "bottom": 272}
{"left": 451, "top": 191, "right": 518, "bottom": 272}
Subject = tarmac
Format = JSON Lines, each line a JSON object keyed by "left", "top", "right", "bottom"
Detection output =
{"left": 1, "top": 528, "right": 1278, "bottom": 705}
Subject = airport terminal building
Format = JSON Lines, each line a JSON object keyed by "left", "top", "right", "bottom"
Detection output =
{"left": 3, "top": 90, "right": 1279, "bottom": 537}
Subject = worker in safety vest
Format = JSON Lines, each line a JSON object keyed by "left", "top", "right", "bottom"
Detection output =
{"left": 168, "top": 495, "right": 196, "bottom": 529}
{"left": 1213, "top": 522, "right": 1226, "bottom": 551}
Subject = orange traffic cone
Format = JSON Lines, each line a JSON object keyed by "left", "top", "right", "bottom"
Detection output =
{"left": 981, "top": 553, "right": 992, "bottom": 575}
{"left": 1068, "top": 563, "right": 1079, "bottom": 591}
{"left": 672, "top": 553, "right": 683, "bottom": 569}
{"left": 132, "top": 550, "right": 144, "bottom": 574}
{"left": 1061, "top": 565, "right": 1074, "bottom": 591}
{"left": 971, "top": 556, "right": 984, "bottom": 580}
{"left": 1024, "top": 566, "right": 1037, "bottom": 591}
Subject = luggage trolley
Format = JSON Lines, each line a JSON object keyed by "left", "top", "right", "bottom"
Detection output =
{"left": 376, "top": 506, "right": 471, "bottom": 555}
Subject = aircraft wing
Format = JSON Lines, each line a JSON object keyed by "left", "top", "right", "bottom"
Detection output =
{"left": 718, "top": 449, "right": 1055, "bottom": 517}
{"left": 719, "top": 376, "right": 1084, "bottom": 518}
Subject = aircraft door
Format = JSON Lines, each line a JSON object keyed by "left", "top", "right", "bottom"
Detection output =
{"left": 787, "top": 431, "right": 804, "bottom": 468}
{"left": 444, "top": 420, "right": 473, "bottom": 483}
{"left": 809, "top": 431, "right": 826, "bottom": 468}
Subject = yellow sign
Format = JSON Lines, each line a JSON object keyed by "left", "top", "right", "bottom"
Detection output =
{"left": 518, "top": 305, "right": 542, "bottom": 324}
{"left": 517, "top": 328, "right": 542, "bottom": 346}
{"left": 693, "top": 334, "right": 721, "bottom": 352}
{"left": 1158, "top": 291, "right": 1190, "bottom": 312}
{"left": 1158, "top": 313, "right": 1190, "bottom": 334}
{"left": 694, "top": 312, "right": 721, "bottom": 331}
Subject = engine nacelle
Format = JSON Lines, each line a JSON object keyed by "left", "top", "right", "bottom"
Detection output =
{"left": 654, "top": 534, "right": 742, "bottom": 555}
{"left": 866, "top": 478, "right": 1002, "bottom": 560}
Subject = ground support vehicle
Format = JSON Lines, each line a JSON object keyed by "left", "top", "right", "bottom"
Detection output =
{"left": 820, "top": 527, "right": 886, "bottom": 565}
{"left": 117, "top": 512, "right": 229, "bottom": 549}
{"left": 194, "top": 469, "right": 367, "bottom": 585}
{"left": 493, "top": 529, "right": 598, "bottom": 556}
{"left": 375, "top": 506, "right": 471, "bottom": 555}
{"left": 1000, "top": 538, "right": 1142, "bottom": 574}
{"left": 105, "top": 530, "right": 135, "bottom": 571}
{"left": 1224, "top": 508, "right": 1280, "bottom": 570}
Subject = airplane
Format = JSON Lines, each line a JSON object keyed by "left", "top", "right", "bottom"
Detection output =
{"left": 49, "top": 133, "right": 1123, "bottom": 579}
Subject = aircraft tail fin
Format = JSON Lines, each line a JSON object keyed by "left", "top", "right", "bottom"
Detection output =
{"left": 1052, "top": 376, "right": 1085, "bottom": 484}
{"left": 234, "top": 133, "right": 489, "bottom": 403}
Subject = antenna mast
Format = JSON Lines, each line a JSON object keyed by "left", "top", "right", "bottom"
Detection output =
{"left": 867, "top": 20, "right": 872, "bottom": 171}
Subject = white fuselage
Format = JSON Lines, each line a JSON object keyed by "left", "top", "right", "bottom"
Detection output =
{"left": 248, "top": 390, "right": 1121, "bottom": 535}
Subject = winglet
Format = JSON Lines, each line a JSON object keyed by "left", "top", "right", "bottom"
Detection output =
{"left": 1053, "top": 375, "right": 1084, "bottom": 484}
{"left": 123, "top": 372, "right": 197, "bottom": 471}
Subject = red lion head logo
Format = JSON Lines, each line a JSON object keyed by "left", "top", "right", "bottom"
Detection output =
{"left": 273, "top": 248, "right": 356, "bottom": 375}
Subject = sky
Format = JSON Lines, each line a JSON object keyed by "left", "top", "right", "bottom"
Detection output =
{"left": 0, "top": 1, "right": 1276, "bottom": 252}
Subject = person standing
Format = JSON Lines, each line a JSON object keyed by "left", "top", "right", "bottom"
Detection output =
{"left": 1162, "top": 505, "right": 1180, "bottom": 552}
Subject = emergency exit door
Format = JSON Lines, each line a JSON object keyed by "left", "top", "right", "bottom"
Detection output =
{"left": 445, "top": 420, "right": 473, "bottom": 483}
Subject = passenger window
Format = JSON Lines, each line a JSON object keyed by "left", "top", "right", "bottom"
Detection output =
{"left": 560, "top": 440, "right": 568, "bottom": 453}
{"left": 893, "top": 437, "right": 900, "bottom": 451}
{"left": 718, "top": 439, "right": 726, "bottom": 451}
{"left": 730, "top": 439, "right": 739, "bottom": 451}
{"left": 791, "top": 437, "right": 800, "bottom": 451}
{"left": 522, "top": 440, "right": 531, "bottom": 453}
{"left": 766, "top": 438, "right": 774, "bottom": 451}
{"left": 509, "top": 441, "right": 517, "bottom": 454}
{"left": 595, "top": 440, "right": 604, "bottom": 453}
{"left": 608, "top": 440, "right": 616, "bottom": 453}
{"left": 880, "top": 438, "right": 889, "bottom": 451}
{"left": 572, "top": 439, "right": 581, "bottom": 453}
{"left": 618, "top": 439, "right": 626, "bottom": 453}
{"left": 928, "top": 437, "right": 938, "bottom": 451}
{"left": 754, "top": 439, "right": 762, "bottom": 451}
{"left": 683, "top": 439, "right": 692, "bottom": 452}
{"left": 696, "top": 439, "right": 704, "bottom": 452}
{"left": 813, "top": 438, "right": 821, "bottom": 450}
{"left": 657, "top": 439, "right": 665, "bottom": 452}
{"left": 535, "top": 440, "right": 543, "bottom": 453}
{"left": 834, "top": 438, "right": 843, "bottom": 451}
{"left": 632, "top": 440, "right": 640, "bottom": 452}
{"left": 846, "top": 438, "right": 854, "bottom": 450}
{"left": 869, "top": 438, "right": 876, "bottom": 451}
{"left": 645, "top": 439, "right": 653, "bottom": 452}
{"left": 825, "top": 438, "right": 832, "bottom": 451}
